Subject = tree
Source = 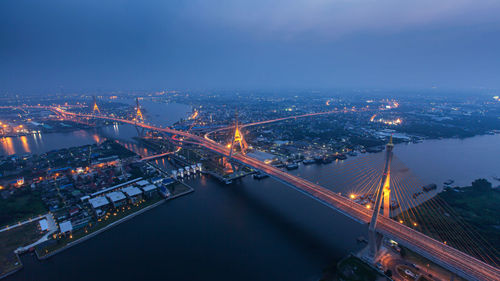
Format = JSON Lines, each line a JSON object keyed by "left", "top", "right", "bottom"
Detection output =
{"left": 471, "top": 179, "right": 492, "bottom": 192}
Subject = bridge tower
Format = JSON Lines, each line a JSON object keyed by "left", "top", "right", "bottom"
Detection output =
{"left": 134, "top": 98, "right": 146, "bottom": 137}
{"left": 92, "top": 96, "right": 100, "bottom": 115}
{"left": 229, "top": 111, "right": 248, "bottom": 158}
{"left": 135, "top": 98, "right": 144, "bottom": 122}
{"left": 367, "top": 135, "right": 394, "bottom": 261}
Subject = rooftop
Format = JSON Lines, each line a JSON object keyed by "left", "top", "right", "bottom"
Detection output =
{"left": 39, "top": 219, "right": 48, "bottom": 231}
{"left": 121, "top": 186, "right": 142, "bottom": 197}
{"left": 89, "top": 196, "right": 109, "bottom": 209}
{"left": 106, "top": 191, "right": 126, "bottom": 202}
{"left": 142, "top": 184, "right": 157, "bottom": 192}
{"left": 136, "top": 180, "right": 150, "bottom": 187}
{"left": 59, "top": 221, "right": 73, "bottom": 233}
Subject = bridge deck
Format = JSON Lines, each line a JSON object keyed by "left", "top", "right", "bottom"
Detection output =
{"left": 57, "top": 107, "right": 500, "bottom": 281}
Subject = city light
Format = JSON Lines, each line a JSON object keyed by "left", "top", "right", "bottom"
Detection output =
{"left": 350, "top": 194, "right": 356, "bottom": 199}
{"left": 366, "top": 204, "right": 371, "bottom": 209}
{"left": 370, "top": 116, "right": 402, "bottom": 125}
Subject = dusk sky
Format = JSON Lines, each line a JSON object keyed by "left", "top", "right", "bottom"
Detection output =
{"left": 1, "top": 0, "right": 500, "bottom": 93}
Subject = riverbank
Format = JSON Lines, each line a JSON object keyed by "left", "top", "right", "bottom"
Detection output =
{"left": 36, "top": 184, "right": 194, "bottom": 260}
{"left": 0, "top": 184, "right": 193, "bottom": 280}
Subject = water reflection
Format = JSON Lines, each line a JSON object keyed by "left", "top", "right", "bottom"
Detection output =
{"left": 1, "top": 137, "right": 15, "bottom": 155}
{"left": 20, "top": 136, "right": 30, "bottom": 153}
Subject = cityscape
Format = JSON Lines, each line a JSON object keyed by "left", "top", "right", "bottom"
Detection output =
{"left": 1, "top": 1, "right": 500, "bottom": 281}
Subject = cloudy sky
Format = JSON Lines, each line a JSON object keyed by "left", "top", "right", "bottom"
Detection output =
{"left": 1, "top": 0, "right": 500, "bottom": 92}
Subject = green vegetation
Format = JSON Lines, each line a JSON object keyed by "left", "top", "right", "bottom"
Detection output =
{"left": 336, "top": 256, "right": 381, "bottom": 281}
{"left": 0, "top": 221, "right": 44, "bottom": 275}
{"left": 0, "top": 190, "right": 47, "bottom": 226}
{"left": 396, "top": 179, "right": 500, "bottom": 265}
{"left": 439, "top": 179, "right": 500, "bottom": 251}
{"left": 167, "top": 182, "right": 191, "bottom": 196}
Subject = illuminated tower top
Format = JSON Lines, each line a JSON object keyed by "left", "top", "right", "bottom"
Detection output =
{"left": 92, "top": 96, "right": 100, "bottom": 115}
{"left": 386, "top": 134, "right": 394, "bottom": 151}
{"left": 229, "top": 111, "right": 248, "bottom": 157}
{"left": 135, "top": 98, "right": 143, "bottom": 121}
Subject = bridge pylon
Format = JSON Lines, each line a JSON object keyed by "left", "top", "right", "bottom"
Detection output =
{"left": 228, "top": 111, "right": 248, "bottom": 158}
{"left": 226, "top": 111, "right": 248, "bottom": 172}
{"left": 92, "top": 96, "right": 100, "bottom": 115}
{"left": 134, "top": 98, "right": 145, "bottom": 137}
{"left": 367, "top": 135, "right": 394, "bottom": 261}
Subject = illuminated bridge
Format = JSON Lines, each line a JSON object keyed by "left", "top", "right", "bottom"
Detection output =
{"left": 8, "top": 104, "right": 500, "bottom": 281}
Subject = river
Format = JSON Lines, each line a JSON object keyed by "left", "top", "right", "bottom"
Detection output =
{"left": 3, "top": 101, "right": 500, "bottom": 280}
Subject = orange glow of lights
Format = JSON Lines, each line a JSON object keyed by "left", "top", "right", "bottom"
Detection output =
{"left": 370, "top": 114, "right": 377, "bottom": 122}
{"left": 413, "top": 222, "right": 418, "bottom": 227}
{"left": 366, "top": 204, "right": 371, "bottom": 209}
{"left": 2, "top": 137, "right": 15, "bottom": 155}
{"left": 226, "top": 143, "right": 232, "bottom": 148}
{"left": 0, "top": 185, "right": 4, "bottom": 190}
{"left": 399, "top": 220, "right": 404, "bottom": 223}
{"left": 20, "top": 136, "right": 30, "bottom": 153}
{"left": 190, "top": 110, "right": 199, "bottom": 119}
{"left": 350, "top": 194, "right": 356, "bottom": 199}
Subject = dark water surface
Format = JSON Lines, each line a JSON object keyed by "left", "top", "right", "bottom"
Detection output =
{"left": 9, "top": 175, "right": 366, "bottom": 281}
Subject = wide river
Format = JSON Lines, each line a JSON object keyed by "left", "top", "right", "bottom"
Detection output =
{"left": 3, "top": 101, "right": 500, "bottom": 281}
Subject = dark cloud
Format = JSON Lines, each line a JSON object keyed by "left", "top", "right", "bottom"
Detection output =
{"left": 1, "top": 0, "right": 499, "bottom": 93}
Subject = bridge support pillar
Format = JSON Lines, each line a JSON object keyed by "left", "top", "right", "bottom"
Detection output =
{"left": 367, "top": 230, "right": 383, "bottom": 261}
{"left": 365, "top": 135, "right": 394, "bottom": 263}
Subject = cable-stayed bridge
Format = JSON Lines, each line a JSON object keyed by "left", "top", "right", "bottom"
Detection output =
{"left": 6, "top": 103, "right": 500, "bottom": 281}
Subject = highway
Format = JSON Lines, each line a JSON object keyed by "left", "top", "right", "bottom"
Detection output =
{"left": 44, "top": 107, "right": 500, "bottom": 281}
{"left": 203, "top": 107, "right": 369, "bottom": 140}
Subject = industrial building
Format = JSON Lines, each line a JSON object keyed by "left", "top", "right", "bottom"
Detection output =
{"left": 88, "top": 196, "right": 110, "bottom": 216}
{"left": 141, "top": 184, "right": 158, "bottom": 198}
{"left": 121, "top": 186, "right": 143, "bottom": 204}
{"left": 106, "top": 191, "right": 127, "bottom": 208}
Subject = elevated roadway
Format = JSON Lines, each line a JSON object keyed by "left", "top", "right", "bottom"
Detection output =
{"left": 51, "top": 107, "right": 500, "bottom": 281}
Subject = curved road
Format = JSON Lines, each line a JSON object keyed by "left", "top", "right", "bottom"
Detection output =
{"left": 48, "top": 107, "right": 500, "bottom": 281}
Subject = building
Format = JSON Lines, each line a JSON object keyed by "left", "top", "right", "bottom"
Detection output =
{"left": 141, "top": 184, "right": 158, "bottom": 198}
{"left": 88, "top": 196, "right": 110, "bottom": 216}
{"left": 121, "top": 186, "right": 143, "bottom": 204}
{"left": 135, "top": 179, "right": 150, "bottom": 187}
{"left": 151, "top": 177, "right": 163, "bottom": 185}
{"left": 39, "top": 219, "right": 49, "bottom": 232}
{"left": 106, "top": 191, "right": 127, "bottom": 208}
{"left": 59, "top": 221, "right": 73, "bottom": 235}
{"left": 162, "top": 178, "right": 175, "bottom": 186}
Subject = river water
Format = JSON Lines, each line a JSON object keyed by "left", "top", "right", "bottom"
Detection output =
{"left": 3, "top": 101, "right": 500, "bottom": 281}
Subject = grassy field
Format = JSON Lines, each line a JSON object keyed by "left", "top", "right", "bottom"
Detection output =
{"left": 167, "top": 182, "right": 191, "bottom": 196}
{"left": 0, "top": 191, "right": 47, "bottom": 226}
{"left": 336, "top": 256, "right": 381, "bottom": 281}
{"left": 0, "top": 221, "right": 44, "bottom": 275}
